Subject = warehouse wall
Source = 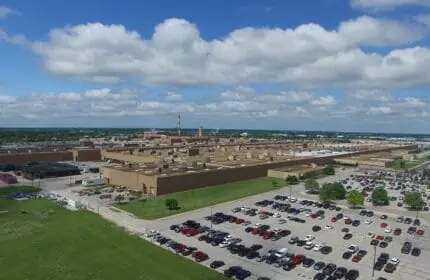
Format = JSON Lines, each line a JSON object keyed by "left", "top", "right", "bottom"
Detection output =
{"left": 101, "top": 151, "right": 155, "bottom": 164}
{"left": 72, "top": 149, "right": 101, "bottom": 161}
{"left": 100, "top": 167, "right": 157, "bottom": 194}
{"left": 0, "top": 151, "right": 73, "bottom": 164}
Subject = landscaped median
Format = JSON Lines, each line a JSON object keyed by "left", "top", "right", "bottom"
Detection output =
{"left": 0, "top": 198, "right": 226, "bottom": 280}
{"left": 116, "top": 177, "right": 286, "bottom": 219}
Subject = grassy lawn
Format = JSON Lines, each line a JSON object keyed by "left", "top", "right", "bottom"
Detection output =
{"left": 0, "top": 185, "right": 41, "bottom": 195}
{"left": 117, "top": 177, "right": 286, "bottom": 219}
{"left": 392, "top": 159, "right": 426, "bottom": 170}
{"left": 0, "top": 199, "right": 225, "bottom": 280}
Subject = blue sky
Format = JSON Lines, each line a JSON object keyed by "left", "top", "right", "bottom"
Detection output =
{"left": 0, "top": 0, "right": 430, "bottom": 132}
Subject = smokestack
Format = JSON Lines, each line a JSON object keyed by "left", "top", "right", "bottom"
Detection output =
{"left": 198, "top": 126, "right": 203, "bottom": 138}
{"left": 177, "top": 114, "right": 181, "bottom": 137}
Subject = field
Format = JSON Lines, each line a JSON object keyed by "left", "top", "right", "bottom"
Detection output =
{"left": 0, "top": 198, "right": 226, "bottom": 280}
{"left": 392, "top": 159, "right": 426, "bottom": 170}
{"left": 117, "top": 177, "right": 286, "bottom": 219}
{"left": 0, "top": 186, "right": 40, "bottom": 195}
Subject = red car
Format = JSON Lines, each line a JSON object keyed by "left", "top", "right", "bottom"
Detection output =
{"left": 263, "top": 231, "right": 274, "bottom": 240}
{"left": 352, "top": 255, "right": 362, "bottom": 262}
{"left": 235, "top": 218, "right": 244, "bottom": 224}
{"left": 252, "top": 228, "right": 262, "bottom": 235}
{"left": 181, "top": 227, "right": 191, "bottom": 234}
{"left": 380, "top": 223, "right": 388, "bottom": 228}
{"left": 417, "top": 229, "right": 425, "bottom": 236}
{"left": 376, "top": 235, "right": 384, "bottom": 240}
{"left": 311, "top": 213, "right": 317, "bottom": 219}
{"left": 393, "top": 228, "right": 402, "bottom": 236}
{"left": 193, "top": 251, "right": 209, "bottom": 262}
{"left": 186, "top": 228, "right": 198, "bottom": 237}
{"left": 292, "top": 254, "right": 305, "bottom": 265}
{"left": 175, "top": 244, "right": 187, "bottom": 253}
{"left": 331, "top": 217, "right": 337, "bottom": 222}
{"left": 345, "top": 219, "right": 352, "bottom": 225}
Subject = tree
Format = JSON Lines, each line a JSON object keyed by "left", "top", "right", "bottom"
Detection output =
{"left": 305, "top": 179, "right": 320, "bottom": 194}
{"left": 319, "top": 184, "right": 333, "bottom": 203}
{"left": 347, "top": 190, "right": 364, "bottom": 208}
{"left": 165, "top": 198, "right": 179, "bottom": 210}
{"left": 371, "top": 187, "right": 389, "bottom": 206}
{"left": 272, "top": 180, "right": 279, "bottom": 188}
{"left": 404, "top": 192, "right": 423, "bottom": 210}
{"left": 331, "top": 182, "right": 346, "bottom": 199}
{"left": 399, "top": 160, "right": 406, "bottom": 169}
{"left": 323, "top": 166, "right": 335, "bottom": 176}
{"left": 285, "top": 175, "right": 299, "bottom": 185}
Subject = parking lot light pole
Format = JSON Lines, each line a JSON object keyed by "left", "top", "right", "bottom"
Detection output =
{"left": 372, "top": 244, "right": 377, "bottom": 279}
{"left": 210, "top": 206, "right": 213, "bottom": 229}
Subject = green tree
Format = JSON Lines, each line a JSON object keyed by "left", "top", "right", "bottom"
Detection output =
{"left": 371, "top": 187, "right": 389, "bottom": 206}
{"left": 399, "top": 160, "right": 406, "bottom": 169}
{"left": 272, "top": 180, "right": 279, "bottom": 188}
{"left": 304, "top": 179, "right": 320, "bottom": 194}
{"left": 331, "top": 182, "right": 346, "bottom": 199}
{"left": 165, "top": 198, "right": 179, "bottom": 210}
{"left": 323, "top": 166, "right": 335, "bottom": 176}
{"left": 404, "top": 192, "right": 424, "bottom": 210}
{"left": 347, "top": 190, "right": 364, "bottom": 208}
{"left": 319, "top": 184, "right": 333, "bottom": 203}
{"left": 286, "top": 175, "right": 299, "bottom": 185}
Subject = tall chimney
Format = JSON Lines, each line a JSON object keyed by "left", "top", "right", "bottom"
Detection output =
{"left": 177, "top": 114, "right": 181, "bottom": 137}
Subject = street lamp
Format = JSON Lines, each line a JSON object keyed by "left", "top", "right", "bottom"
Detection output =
{"left": 210, "top": 206, "right": 213, "bottom": 229}
{"left": 372, "top": 244, "right": 377, "bottom": 279}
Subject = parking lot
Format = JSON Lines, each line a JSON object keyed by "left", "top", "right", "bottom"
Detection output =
{"left": 150, "top": 191, "right": 430, "bottom": 280}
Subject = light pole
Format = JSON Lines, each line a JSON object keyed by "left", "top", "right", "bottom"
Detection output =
{"left": 372, "top": 244, "right": 377, "bottom": 279}
{"left": 210, "top": 206, "right": 213, "bottom": 229}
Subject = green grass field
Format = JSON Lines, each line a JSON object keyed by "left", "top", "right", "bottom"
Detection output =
{"left": 117, "top": 177, "right": 286, "bottom": 219}
{"left": 392, "top": 159, "right": 426, "bottom": 170}
{"left": 0, "top": 199, "right": 225, "bottom": 280}
{"left": 0, "top": 186, "right": 41, "bottom": 195}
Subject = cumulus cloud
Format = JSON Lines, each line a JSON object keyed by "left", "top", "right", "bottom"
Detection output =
{"left": 311, "top": 96, "right": 337, "bottom": 106}
{"left": 220, "top": 86, "right": 255, "bottom": 100}
{"left": 165, "top": 92, "right": 183, "bottom": 101}
{"left": 0, "top": 6, "right": 19, "bottom": 19}
{"left": 26, "top": 16, "right": 430, "bottom": 90}
{"left": 338, "top": 16, "right": 424, "bottom": 46}
{"left": 351, "top": 0, "right": 430, "bottom": 9}
{"left": 353, "top": 90, "right": 392, "bottom": 101}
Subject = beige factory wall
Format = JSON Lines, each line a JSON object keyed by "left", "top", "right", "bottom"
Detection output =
{"left": 101, "top": 151, "right": 155, "bottom": 164}
{"left": 100, "top": 167, "right": 158, "bottom": 194}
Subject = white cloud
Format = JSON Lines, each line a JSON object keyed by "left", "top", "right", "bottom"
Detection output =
{"left": 368, "top": 106, "right": 393, "bottom": 114}
{"left": 354, "top": 90, "right": 392, "bottom": 101}
{"left": 0, "top": 6, "right": 19, "bottom": 19}
{"left": 220, "top": 86, "right": 255, "bottom": 100}
{"left": 0, "top": 95, "right": 16, "bottom": 103}
{"left": 311, "top": 96, "right": 337, "bottom": 106}
{"left": 165, "top": 92, "right": 183, "bottom": 101}
{"left": 415, "top": 13, "right": 430, "bottom": 25}
{"left": 339, "top": 16, "right": 424, "bottom": 46}
{"left": 257, "top": 91, "right": 314, "bottom": 103}
{"left": 351, "top": 0, "right": 430, "bottom": 9}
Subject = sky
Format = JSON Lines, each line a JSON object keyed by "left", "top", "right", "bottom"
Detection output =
{"left": 0, "top": 0, "right": 430, "bottom": 133}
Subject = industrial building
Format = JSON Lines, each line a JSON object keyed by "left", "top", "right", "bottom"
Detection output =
{"left": 20, "top": 162, "right": 81, "bottom": 180}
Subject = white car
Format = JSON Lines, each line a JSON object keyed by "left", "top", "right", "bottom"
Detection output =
{"left": 343, "top": 216, "right": 351, "bottom": 220}
{"left": 389, "top": 258, "right": 400, "bottom": 265}
{"left": 305, "top": 235, "right": 315, "bottom": 241}
{"left": 364, "top": 219, "right": 373, "bottom": 225}
{"left": 304, "top": 242, "right": 315, "bottom": 249}
{"left": 305, "top": 212, "right": 311, "bottom": 217}
{"left": 273, "top": 213, "right": 281, "bottom": 218}
{"left": 278, "top": 218, "right": 287, "bottom": 224}
{"left": 325, "top": 225, "right": 334, "bottom": 230}
{"left": 317, "top": 215, "right": 325, "bottom": 220}
{"left": 347, "top": 245, "right": 359, "bottom": 253}
{"left": 219, "top": 241, "right": 230, "bottom": 248}
{"left": 313, "top": 244, "right": 323, "bottom": 251}
{"left": 145, "top": 230, "right": 159, "bottom": 237}
{"left": 366, "top": 232, "right": 375, "bottom": 238}
{"left": 225, "top": 234, "right": 234, "bottom": 240}
{"left": 254, "top": 223, "right": 262, "bottom": 227}
{"left": 289, "top": 197, "right": 297, "bottom": 202}
{"left": 385, "top": 227, "right": 392, "bottom": 233}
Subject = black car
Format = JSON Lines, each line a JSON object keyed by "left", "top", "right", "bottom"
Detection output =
{"left": 352, "top": 220, "right": 360, "bottom": 227}
{"left": 313, "top": 273, "right": 326, "bottom": 280}
{"left": 379, "top": 241, "right": 388, "bottom": 248}
{"left": 380, "top": 215, "right": 388, "bottom": 219}
{"left": 407, "top": 226, "right": 417, "bottom": 234}
{"left": 312, "top": 225, "right": 322, "bottom": 232}
{"left": 283, "top": 262, "right": 296, "bottom": 271}
{"left": 303, "top": 258, "right": 315, "bottom": 268}
{"left": 404, "top": 217, "right": 412, "bottom": 224}
{"left": 374, "top": 261, "right": 385, "bottom": 271}
{"left": 257, "top": 277, "right": 270, "bottom": 280}
{"left": 341, "top": 227, "right": 349, "bottom": 233}
{"left": 413, "top": 219, "right": 421, "bottom": 226}
{"left": 224, "top": 266, "right": 242, "bottom": 277}
{"left": 402, "top": 242, "right": 412, "bottom": 254}
{"left": 366, "top": 211, "right": 374, "bottom": 217}
{"left": 336, "top": 213, "right": 344, "bottom": 219}
{"left": 250, "top": 244, "right": 263, "bottom": 251}
{"left": 322, "top": 263, "right": 337, "bottom": 275}
{"left": 342, "top": 251, "right": 352, "bottom": 259}
{"left": 411, "top": 247, "right": 421, "bottom": 256}
{"left": 359, "top": 210, "right": 367, "bottom": 216}
{"left": 357, "top": 250, "right": 367, "bottom": 257}
{"left": 246, "top": 251, "right": 259, "bottom": 259}
{"left": 384, "top": 263, "right": 396, "bottom": 273}
{"left": 288, "top": 237, "right": 299, "bottom": 244}
{"left": 297, "top": 240, "right": 306, "bottom": 247}
{"left": 314, "top": 261, "right": 326, "bottom": 270}
{"left": 320, "top": 246, "right": 332, "bottom": 255}
{"left": 326, "top": 276, "right": 337, "bottom": 280}
{"left": 370, "top": 239, "right": 380, "bottom": 246}
{"left": 334, "top": 267, "right": 348, "bottom": 278}
{"left": 343, "top": 233, "right": 353, "bottom": 240}
{"left": 378, "top": 253, "right": 390, "bottom": 263}
{"left": 345, "top": 269, "right": 359, "bottom": 280}
{"left": 210, "top": 261, "right": 225, "bottom": 269}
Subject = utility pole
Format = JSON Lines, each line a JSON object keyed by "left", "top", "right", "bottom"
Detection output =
{"left": 210, "top": 207, "right": 213, "bottom": 229}
{"left": 372, "top": 245, "right": 377, "bottom": 279}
